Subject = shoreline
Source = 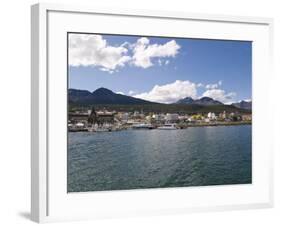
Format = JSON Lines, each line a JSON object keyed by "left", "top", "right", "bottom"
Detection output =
{"left": 69, "top": 121, "right": 251, "bottom": 132}
{"left": 182, "top": 121, "right": 251, "bottom": 128}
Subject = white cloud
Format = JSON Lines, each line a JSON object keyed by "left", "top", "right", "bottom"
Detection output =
{"left": 205, "top": 81, "right": 223, "bottom": 89}
{"left": 69, "top": 35, "right": 180, "bottom": 73}
{"left": 133, "top": 80, "right": 197, "bottom": 104}
{"left": 202, "top": 89, "right": 236, "bottom": 104}
{"left": 128, "top": 90, "right": 137, "bottom": 96}
{"left": 116, "top": 91, "right": 124, "bottom": 95}
{"left": 69, "top": 34, "right": 131, "bottom": 72}
{"left": 100, "top": 68, "right": 115, "bottom": 74}
{"left": 197, "top": 83, "right": 204, "bottom": 88}
{"left": 132, "top": 37, "right": 180, "bottom": 68}
{"left": 206, "top": 83, "right": 218, "bottom": 89}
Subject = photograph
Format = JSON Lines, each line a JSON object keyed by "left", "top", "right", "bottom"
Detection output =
{"left": 67, "top": 33, "right": 252, "bottom": 193}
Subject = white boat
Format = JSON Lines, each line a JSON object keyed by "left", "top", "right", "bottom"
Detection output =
{"left": 158, "top": 123, "right": 178, "bottom": 130}
{"left": 89, "top": 123, "right": 112, "bottom": 132}
{"left": 132, "top": 123, "right": 154, "bottom": 129}
{"left": 95, "top": 128, "right": 110, "bottom": 132}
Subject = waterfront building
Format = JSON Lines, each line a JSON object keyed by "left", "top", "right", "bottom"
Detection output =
{"left": 165, "top": 113, "right": 179, "bottom": 123}
{"left": 207, "top": 112, "right": 216, "bottom": 120}
{"left": 218, "top": 111, "right": 227, "bottom": 121}
{"left": 188, "top": 117, "right": 195, "bottom": 123}
{"left": 68, "top": 112, "right": 89, "bottom": 125}
{"left": 145, "top": 115, "right": 152, "bottom": 122}
{"left": 229, "top": 112, "right": 242, "bottom": 121}
{"left": 126, "top": 119, "right": 135, "bottom": 125}
{"left": 178, "top": 115, "right": 188, "bottom": 121}
{"left": 152, "top": 114, "right": 165, "bottom": 122}
{"left": 139, "top": 113, "right": 145, "bottom": 119}
{"left": 88, "top": 107, "right": 115, "bottom": 125}
{"left": 133, "top": 111, "right": 139, "bottom": 117}
{"left": 121, "top": 112, "right": 129, "bottom": 121}
{"left": 242, "top": 114, "right": 252, "bottom": 121}
{"left": 191, "top": 114, "right": 203, "bottom": 121}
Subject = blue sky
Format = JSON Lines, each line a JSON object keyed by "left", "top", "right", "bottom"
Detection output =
{"left": 68, "top": 33, "right": 251, "bottom": 104}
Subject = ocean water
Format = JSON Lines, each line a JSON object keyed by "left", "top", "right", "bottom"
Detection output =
{"left": 67, "top": 125, "right": 252, "bottom": 192}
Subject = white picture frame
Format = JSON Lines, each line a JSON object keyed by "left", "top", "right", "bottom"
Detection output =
{"left": 31, "top": 3, "right": 274, "bottom": 223}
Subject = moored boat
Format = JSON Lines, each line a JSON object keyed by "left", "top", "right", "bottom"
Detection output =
{"left": 89, "top": 123, "right": 112, "bottom": 132}
{"left": 132, "top": 123, "right": 154, "bottom": 129}
{"left": 158, "top": 123, "right": 178, "bottom": 130}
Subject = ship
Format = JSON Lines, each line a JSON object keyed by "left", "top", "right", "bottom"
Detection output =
{"left": 158, "top": 123, "right": 178, "bottom": 130}
{"left": 132, "top": 123, "right": 154, "bottom": 129}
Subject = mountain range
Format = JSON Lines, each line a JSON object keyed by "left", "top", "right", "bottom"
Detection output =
{"left": 69, "top": 88, "right": 156, "bottom": 105}
{"left": 231, "top": 100, "right": 252, "bottom": 110}
{"left": 69, "top": 88, "right": 251, "bottom": 112}
{"left": 176, "top": 96, "right": 223, "bottom": 105}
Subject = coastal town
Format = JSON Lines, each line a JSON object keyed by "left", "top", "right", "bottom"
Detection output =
{"left": 68, "top": 107, "right": 252, "bottom": 132}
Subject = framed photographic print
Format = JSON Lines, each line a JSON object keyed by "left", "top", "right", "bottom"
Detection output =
{"left": 31, "top": 3, "right": 274, "bottom": 223}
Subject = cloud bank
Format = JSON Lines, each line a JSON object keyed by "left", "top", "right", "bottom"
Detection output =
{"left": 133, "top": 80, "right": 236, "bottom": 104}
{"left": 202, "top": 89, "right": 236, "bottom": 104}
{"left": 69, "top": 34, "right": 131, "bottom": 73}
{"left": 131, "top": 37, "right": 180, "bottom": 68}
{"left": 69, "top": 34, "right": 180, "bottom": 73}
{"left": 133, "top": 80, "right": 197, "bottom": 104}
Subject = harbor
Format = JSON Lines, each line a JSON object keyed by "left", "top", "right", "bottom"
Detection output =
{"left": 68, "top": 107, "right": 252, "bottom": 132}
{"left": 66, "top": 33, "right": 253, "bottom": 193}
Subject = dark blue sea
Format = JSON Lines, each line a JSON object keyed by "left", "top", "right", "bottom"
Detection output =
{"left": 68, "top": 125, "right": 252, "bottom": 192}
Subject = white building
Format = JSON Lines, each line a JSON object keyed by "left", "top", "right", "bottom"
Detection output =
{"left": 152, "top": 114, "right": 164, "bottom": 121}
{"left": 165, "top": 113, "right": 179, "bottom": 122}
{"left": 207, "top": 112, "right": 216, "bottom": 120}
{"left": 121, "top": 112, "right": 129, "bottom": 121}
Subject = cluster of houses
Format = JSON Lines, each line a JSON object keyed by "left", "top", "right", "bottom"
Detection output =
{"left": 68, "top": 107, "right": 252, "bottom": 132}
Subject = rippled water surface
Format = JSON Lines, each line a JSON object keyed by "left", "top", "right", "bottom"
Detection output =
{"left": 68, "top": 125, "right": 252, "bottom": 192}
